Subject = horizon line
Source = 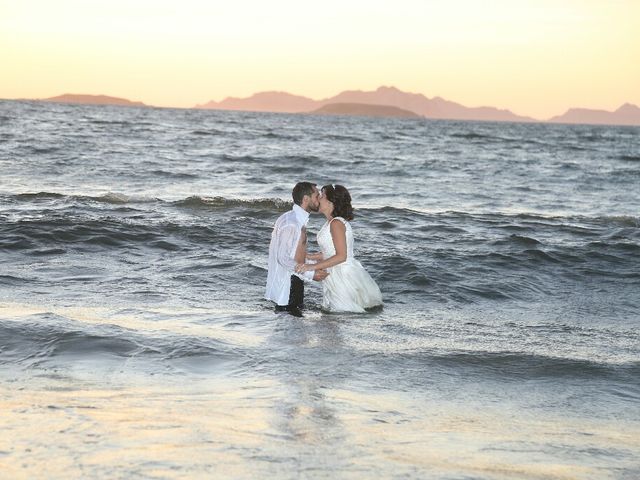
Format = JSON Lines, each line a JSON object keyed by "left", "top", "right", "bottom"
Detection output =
{"left": 3, "top": 88, "right": 639, "bottom": 126}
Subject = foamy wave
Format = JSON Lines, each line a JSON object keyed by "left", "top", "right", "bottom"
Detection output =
{"left": 174, "top": 195, "right": 291, "bottom": 211}
{"left": 12, "top": 191, "right": 158, "bottom": 205}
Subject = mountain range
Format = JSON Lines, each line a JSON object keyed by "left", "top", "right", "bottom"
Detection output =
{"left": 196, "top": 86, "right": 538, "bottom": 123}
{"left": 548, "top": 103, "right": 640, "bottom": 126}
{"left": 35, "top": 88, "right": 640, "bottom": 125}
{"left": 196, "top": 86, "right": 640, "bottom": 125}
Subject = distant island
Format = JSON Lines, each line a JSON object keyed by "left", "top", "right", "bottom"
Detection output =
{"left": 23, "top": 87, "right": 640, "bottom": 126}
{"left": 549, "top": 103, "right": 640, "bottom": 126}
{"left": 197, "top": 86, "right": 640, "bottom": 125}
{"left": 197, "top": 86, "right": 536, "bottom": 123}
{"left": 42, "top": 94, "right": 146, "bottom": 107}
{"left": 310, "top": 103, "right": 421, "bottom": 119}
{"left": 196, "top": 91, "right": 317, "bottom": 114}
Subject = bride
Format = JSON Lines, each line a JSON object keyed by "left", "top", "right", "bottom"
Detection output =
{"left": 295, "top": 184, "right": 382, "bottom": 313}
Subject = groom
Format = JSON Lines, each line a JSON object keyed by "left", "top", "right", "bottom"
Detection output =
{"left": 265, "top": 182, "right": 328, "bottom": 316}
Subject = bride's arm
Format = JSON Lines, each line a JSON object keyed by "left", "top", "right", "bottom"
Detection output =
{"left": 296, "top": 221, "right": 346, "bottom": 272}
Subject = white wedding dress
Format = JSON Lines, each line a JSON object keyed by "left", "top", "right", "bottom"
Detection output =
{"left": 317, "top": 217, "right": 383, "bottom": 313}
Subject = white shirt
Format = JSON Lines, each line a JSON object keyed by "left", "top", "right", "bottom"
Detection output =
{"left": 265, "top": 204, "right": 315, "bottom": 306}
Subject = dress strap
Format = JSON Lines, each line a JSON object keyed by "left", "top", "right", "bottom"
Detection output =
{"left": 329, "top": 216, "right": 347, "bottom": 226}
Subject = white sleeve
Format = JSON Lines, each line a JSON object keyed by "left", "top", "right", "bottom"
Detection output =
{"left": 275, "top": 224, "right": 316, "bottom": 282}
{"left": 275, "top": 224, "right": 299, "bottom": 273}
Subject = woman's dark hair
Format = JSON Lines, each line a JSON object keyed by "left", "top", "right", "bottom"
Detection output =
{"left": 322, "top": 184, "right": 354, "bottom": 220}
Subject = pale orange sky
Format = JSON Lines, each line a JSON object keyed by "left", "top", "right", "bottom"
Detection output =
{"left": 1, "top": 0, "right": 639, "bottom": 119}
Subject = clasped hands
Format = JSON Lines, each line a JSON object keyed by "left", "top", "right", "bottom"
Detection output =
{"left": 296, "top": 251, "right": 328, "bottom": 280}
{"left": 295, "top": 251, "right": 321, "bottom": 274}
{"left": 295, "top": 263, "right": 311, "bottom": 273}
{"left": 295, "top": 261, "right": 328, "bottom": 281}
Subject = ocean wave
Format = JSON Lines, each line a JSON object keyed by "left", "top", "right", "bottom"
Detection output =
{"left": 616, "top": 154, "right": 640, "bottom": 162}
{"left": 0, "top": 217, "right": 218, "bottom": 253}
{"left": 564, "top": 144, "right": 594, "bottom": 151}
{"left": 25, "top": 146, "right": 61, "bottom": 154}
{"left": 92, "top": 192, "right": 150, "bottom": 204}
{"left": 4, "top": 194, "right": 639, "bottom": 250}
{"left": 15, "top": 192, "right": 66, "bottom": 200}
{"left": 377, "top": 240, "right": 637, "bottom": 303}
{"left": 523, "top": 249, "right": 562, "bottom": 264}
{"left": 322, "top": 133, "right": 366, "bottom": 142}
{"left": 85, "top": 119, "right": 136, "bottom": 126}
{"left": 261, "top": 131, "right": 299, "bottom": 140}
{"left": 451, "top": 132, "right": 492, "bottom": 140}
{"left": 174, "top": 195, "right": 291, "bottom": 211}
{"left": 0, "top": 317, "right": 244, "bottom": 370}
{"left": 2, "top": 193, "right": 638, "bottom": 300}
{"left": 12, "top": 191, "right": 159, "bottom": 205}
{"left": 279, "top": 154, "right": 321, "bottom": 163}
{"left": 0, "top": 210, "right": 271, "bottom": 255}
{"left": 191, "top": 129, "right": 225, "bottom": 136}
{"left": 492, "top": 234, "right": 541, "bottom": 246}
{"left": 587, "top": 240, "right": 640, "bottom": 252}
{"left": 150, "top": 170, "right": 198, "bottom": 179}
{"left": 351, "top": 345, "right": 640, "bottom": 382}
{"left": 8, "top": 192, "right": 639, "bottom": 229}
{"left": 0, "top": 274, "right": 30, "bottom": 285}
{"left": 589, "top": 215, "right": 640, "bottom": 228}
{"left": 360, "top": 206, "right": 640, "bottom": 229}
{"left": 220, "top": 153, "right": 262, "bottom": 163}
{"left": 3, "top": 315, "right": 637, "bottom": 382}
{"left": 420, "top": 351, "right": 640, "bottom": 380}
{"left": 449, "top": 132, "right": 547, "bottom": 147}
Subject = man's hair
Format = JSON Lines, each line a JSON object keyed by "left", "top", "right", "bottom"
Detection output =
{"left": 292, "top": 182, "right": 317, "bottom": 205}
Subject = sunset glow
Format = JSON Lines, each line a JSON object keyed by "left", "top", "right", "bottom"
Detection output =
{"left": 1, "top": 0, "right": 639, "bottom": 119}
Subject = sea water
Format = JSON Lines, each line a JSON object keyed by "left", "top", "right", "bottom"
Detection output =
{"left": 1, "top": 100, "right": 639, "bottom": 479}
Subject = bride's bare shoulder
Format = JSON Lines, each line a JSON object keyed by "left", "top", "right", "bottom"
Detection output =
{"left": 329, "top": 217, "right": 347, "bottom": 233}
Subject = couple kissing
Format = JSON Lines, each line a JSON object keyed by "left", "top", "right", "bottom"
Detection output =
{"left": 265, "top": 182, "right": 382, "bottom": 316}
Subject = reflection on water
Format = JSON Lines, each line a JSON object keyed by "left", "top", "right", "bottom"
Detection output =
{"left": 4, "top": 374, "right": 637, "bottom": 479}
{"left": 268, "top": 315, "right": 349, "bottom": 473}
{"left": 0, "top": 379, "right": 277, "bottom": 478}
{"left": 1, "top": 306, "right": 639, "bottom": 478}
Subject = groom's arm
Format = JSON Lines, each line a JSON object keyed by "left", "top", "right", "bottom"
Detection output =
{"left": 276, "top": 225, "right": 314, "bottom": 281}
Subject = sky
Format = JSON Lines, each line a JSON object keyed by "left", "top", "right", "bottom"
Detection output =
{"left": 1, "top": 0, "right": 639, "bottom": 119}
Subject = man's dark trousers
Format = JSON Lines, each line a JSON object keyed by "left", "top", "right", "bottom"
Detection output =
{"left": 275, "top": 275, "right": 304, "bottom": 316}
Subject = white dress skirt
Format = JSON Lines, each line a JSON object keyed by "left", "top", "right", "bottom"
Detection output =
{"left": 317, "top": 217, "right": 383, "bottom": 313}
